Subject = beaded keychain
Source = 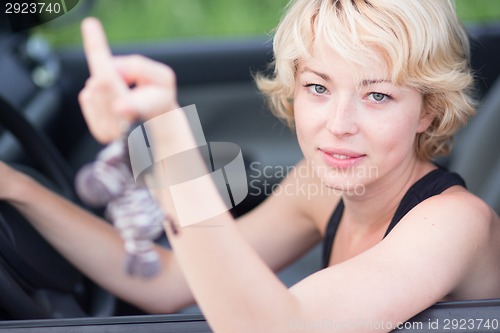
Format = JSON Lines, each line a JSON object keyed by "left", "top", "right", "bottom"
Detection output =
{"left": 75, "top": 136, "right": 169, "bottom": 278}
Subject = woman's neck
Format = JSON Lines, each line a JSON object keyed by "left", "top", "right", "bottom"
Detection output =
{"left": 341, "top": 158, "right": 436, "bottom": 229}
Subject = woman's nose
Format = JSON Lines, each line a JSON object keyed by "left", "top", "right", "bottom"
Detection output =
{"left": 325, "top": 97, "right": 359, "bottom": 137}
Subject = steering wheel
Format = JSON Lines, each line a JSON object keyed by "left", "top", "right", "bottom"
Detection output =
{"left": 0, "top": 96, "right": 111, "bottom": 320}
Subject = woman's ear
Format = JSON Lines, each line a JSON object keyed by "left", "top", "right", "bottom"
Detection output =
{"left": 416, "top": 101, "right": 435, "bottom": 134}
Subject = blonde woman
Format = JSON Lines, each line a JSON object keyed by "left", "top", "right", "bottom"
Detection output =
{"left": 2, "top": 0, "right": 500, "bottom": 332}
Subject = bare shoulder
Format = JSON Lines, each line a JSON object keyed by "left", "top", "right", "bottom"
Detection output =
{"left": 283, "top": 159, "right": 341, "bottom": 232}
{"left": 390, "top": 188, "right": 497, "bottom": 253}
{"left": 235, "top": 159, "right": 340, "bottom": 272}
{"left": 406, "top": 188, "right": 496, "bottom": 234}
{"left": 239, "top": 159, "right": 339, "bottom": 234}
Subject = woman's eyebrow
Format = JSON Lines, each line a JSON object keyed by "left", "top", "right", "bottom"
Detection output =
{"left": 300, "top": 67, "right": 331, "bottom": 81}
{"left": 361, "top": 79, "right": 391, "bottom": 86}
{"left": 299, "top": 68, "right": 392, "bottom": 87}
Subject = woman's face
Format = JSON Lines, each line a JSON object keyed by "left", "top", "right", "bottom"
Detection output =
{"left": 293, "top": 46, "right": 431, "bottom": 194}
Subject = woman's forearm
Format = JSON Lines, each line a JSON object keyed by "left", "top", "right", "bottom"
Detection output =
{"left": 149, "top": 127, "right": 300, "bottom": 331}
{"left": 167, "top": 213, "right": 300, "bottom": 333}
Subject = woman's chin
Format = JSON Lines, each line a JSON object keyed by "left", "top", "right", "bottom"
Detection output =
{"left": 318, "top": 177, "right": 367, "bottom": 197}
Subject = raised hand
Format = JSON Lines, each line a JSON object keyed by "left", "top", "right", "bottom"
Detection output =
{"left": 79, "top": 17, "right": 179, "bottom": 143}
{"left": 79, "top": 17, "right": 130, "bottom": 143}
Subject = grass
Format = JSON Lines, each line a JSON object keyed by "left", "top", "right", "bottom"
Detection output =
{"left": 36, "top": 0, "right": 290, "bottom": 46}
{"left": 36, "top": 0, "right": 500, "bottom": 47}
{"left": 455, "top": 0, "right": 500, "bottom": 22}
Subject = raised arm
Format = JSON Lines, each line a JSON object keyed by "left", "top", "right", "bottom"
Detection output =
{"left": 78, "top": 16, "right": 326, "bottom": 281}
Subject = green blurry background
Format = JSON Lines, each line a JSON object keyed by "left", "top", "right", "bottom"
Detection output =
{"left": 36, "top": 0, "right": 500, "bottom": 47}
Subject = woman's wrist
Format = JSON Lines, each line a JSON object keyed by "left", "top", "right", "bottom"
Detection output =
{"left": 147, "top": 105, "right": 197, "bottom": 153}
{"left": 7, "top": 174, "right": 45, "bottom": 206}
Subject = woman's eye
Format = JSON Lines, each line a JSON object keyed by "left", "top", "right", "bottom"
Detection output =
{"left": 305, "top": 84, "right": 328, "bottom": 95}
{"left": 368, "top": 92, "right": 391, "bottom": 103}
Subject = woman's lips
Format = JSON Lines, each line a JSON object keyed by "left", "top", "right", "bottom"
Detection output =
{"left": 319, "top": 148, "right": 366, "bottom": 168}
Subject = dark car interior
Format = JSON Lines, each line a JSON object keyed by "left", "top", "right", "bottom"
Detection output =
{"left": 0, "top": 4, "right": 500, "bottom": 332}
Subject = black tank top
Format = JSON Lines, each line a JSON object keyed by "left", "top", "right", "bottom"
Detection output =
{"left": 322, "top": 167, "right": 466, "bottom": 268}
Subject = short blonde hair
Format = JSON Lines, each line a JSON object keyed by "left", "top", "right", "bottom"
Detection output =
{"left": 257, "top": 0, "right": 476, "bottom": 160}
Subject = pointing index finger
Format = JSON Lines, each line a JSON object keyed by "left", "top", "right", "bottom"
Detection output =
{"left": 81, "top": 17, "right": 115, "bottom": 77}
